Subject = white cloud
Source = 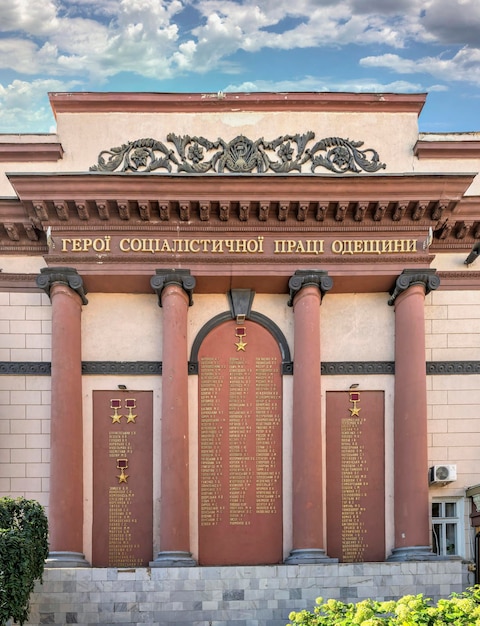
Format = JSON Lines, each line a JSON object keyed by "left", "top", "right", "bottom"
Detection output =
{"left": 0, "top": 78, "right": 79, "bottom": 132}
{"left": 0, "top": 0, "right": 478, "bottom": 81}
{"left": 360, "top": 47, "right": 480, "bottom": 86}
{"left": 0, "top": 0, "right": 60, "bottom": 36}
{"left": 0, "top": 0, "right": 478, "bottom": 131}
{"left": 223, "top": 76, "right": 446, "bottom": 94}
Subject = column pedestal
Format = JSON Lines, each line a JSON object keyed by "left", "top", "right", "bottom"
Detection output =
{"left": 36, "top": 268, "right": 89, "bottom": 568}
{"left": 150, "top": 270, "right": 196, "bottom": 567}
{"left": 285, "top": 271, "right": 336, "bottom": 565}
{"left": 387, "top": 270, "right": 440, "bottom": 561}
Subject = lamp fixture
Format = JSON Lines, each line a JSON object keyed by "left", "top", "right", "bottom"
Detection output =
{"left": 464, "top": 242, "right": 480, "bottom": 266}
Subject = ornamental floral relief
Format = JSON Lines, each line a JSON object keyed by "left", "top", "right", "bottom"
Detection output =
{"left": 90, "top": 133, "right": 386, "bottom": 175}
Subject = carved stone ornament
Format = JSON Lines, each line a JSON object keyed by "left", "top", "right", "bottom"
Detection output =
{"left": 36, "top": 267, "right": 88, "bottom": 304}
{"left": 288, "top": 270, "right": 333, "bottom": 306}
{"left": 150, "top": 269, "right": 196, "bottom": 307}
{"left": 388, "top": 269, "right": 440, "bottom": 306}
{"left": 90, "top": 133, "right": 386, "bottom": 175}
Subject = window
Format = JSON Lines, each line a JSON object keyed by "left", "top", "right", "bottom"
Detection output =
{"left": 431, "top": 499, "right": 464, "bottom": 557}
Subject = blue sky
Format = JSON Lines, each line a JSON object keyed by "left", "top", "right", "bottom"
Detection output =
{"left": 0, "top": 0, "right": 479, "bottom": 134}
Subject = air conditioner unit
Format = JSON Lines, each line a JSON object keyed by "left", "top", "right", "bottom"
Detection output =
{"left": 429, "top": 464, "right": 457, "bottom": 485}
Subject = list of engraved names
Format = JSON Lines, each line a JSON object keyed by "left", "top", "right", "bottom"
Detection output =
{"left": 200, "top": 355, "right": 281, "bottom": 528}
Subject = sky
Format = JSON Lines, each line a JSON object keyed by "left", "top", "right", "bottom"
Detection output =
{"left": 0, "top": 0, "right": 479, "bottom": 135}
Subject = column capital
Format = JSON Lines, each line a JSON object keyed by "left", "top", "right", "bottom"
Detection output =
{"left": 287, "top": 270, "right": 333, "bottom": 307}
{"left": 388, "top": 268, "right": 440, "bottom": 306}
{"left": 36, "top": 267, "right": 88, "bottom": 305}
{"left": 151, "top": 269, "right": 196, "bottom": 307}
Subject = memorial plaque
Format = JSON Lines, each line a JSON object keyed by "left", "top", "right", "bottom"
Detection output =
{"left": 92, "top": 391, "right": 153, "bottom": 567}
{"left": 326, "top": 391, "right": 385, "bottom": 562}
{"left": 198, "top": 320, "right": 283, "bottom": 565}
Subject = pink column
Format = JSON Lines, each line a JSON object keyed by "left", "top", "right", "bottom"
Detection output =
{"left": 36, "top": 267, "right": 89, "bottom": 567}
{"left": 388, "top": 269, "right": 440, "bottom": 561}
{"left": 150, "top": 270, "right": 196, "bottom": 567}
{"left": 285, "top": 270, "right": 335, "bottom": 564}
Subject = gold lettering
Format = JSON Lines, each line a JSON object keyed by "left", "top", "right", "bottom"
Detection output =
{"left": 92, "top": 238, "right": 106, "bottom": 252}
{"left": 212, "top": 240, "right": 224, "bottom": 253}
{"left": 363, "top": 240, "right": 381, "bottom": 254}
{"left": 71, "top": 238, "right": 82, "bottom": 252}
{"left": 332, "top": 240, "right": 343, "bottom": 254}
{"left": 142, "top": 239, "right": 154, "bottom": 253}
{"left": 61, "top": 239, "right": 71, "bottom": 252}
{"left": 305, "top": 240, "right": 324, "bottom": 254}
{"left": 120, "top": 238, "right": 130, "bottom": 252}
{"left": 342, "top": 240, "right": 355, "bottom": 255}
{"left": 160, "top": 239, "right": 173, "bottom": 253}
{"left": 129, "top": 239, "right": 142, "bottom": 252}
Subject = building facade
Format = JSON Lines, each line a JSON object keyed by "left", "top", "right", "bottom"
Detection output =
{"left": 1, "top": 91, "right": 480, "bottom": 624}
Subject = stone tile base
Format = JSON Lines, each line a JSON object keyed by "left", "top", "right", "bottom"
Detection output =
{"left": 26, "top": 561, "right": 466, "bottom": 626}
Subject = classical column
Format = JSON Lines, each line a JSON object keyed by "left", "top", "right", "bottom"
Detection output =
{"left": 285, "top": 270, "right": 336, "bottom": 564}
{"left": 387, "top": 269, "right": 440, "bottom": 561}
{"left": 150, "top": 270, "right": 196, "bottom": 567}
{"left": 36, "top": 267, "right": 89, "bottom": 567}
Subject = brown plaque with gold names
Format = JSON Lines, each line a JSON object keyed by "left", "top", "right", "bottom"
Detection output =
{"left": 92, "top": 390, "right": 153, "bottom": 567}
{"left": 326, "top": 390, "right": 385, "bottom": 562}
{"left": 198, "top": 320, "right": 283, "bottom": 565}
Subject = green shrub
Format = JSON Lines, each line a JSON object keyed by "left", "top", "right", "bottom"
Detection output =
{"left": 0, "top": 497, "right": 49, "bottom": 626}
{"left": 287, "top": 585, "right": 480, "bottom": 626}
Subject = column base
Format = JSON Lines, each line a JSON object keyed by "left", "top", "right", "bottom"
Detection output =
{"left": 284, "top": 548, "right": 338, "bottom": 565}
{"left": 46, "top": 551, "right": 90, "bottom": 568}
{"left": 387, "top": 546, "right": 440, "bottom": 561}
{"left": 150, "top": 551, "right": 197, "bottom": 567}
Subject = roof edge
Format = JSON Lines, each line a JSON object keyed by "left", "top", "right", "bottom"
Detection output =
{"left": 48, "top": 91, "right": 427, "bottom": 117}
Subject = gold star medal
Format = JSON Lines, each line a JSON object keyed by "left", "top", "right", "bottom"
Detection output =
{"left": 349, "top": 390, "right": 361, "bottom": 416}
{"left": 125, "top": 398, "right": 137, "bottom": 423}
{"left": 110, "top": 399, "right": 123, "bottom": 423}
{"left": 116, "top": 459, "right": 129, "bottom": 483}
{"left": 235, "top": 326, "right": 247, "bottom": 351}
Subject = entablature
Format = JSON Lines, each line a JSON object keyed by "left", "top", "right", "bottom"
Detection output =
{"left": 0, "top": 171, "right": 477, "bottom": 252}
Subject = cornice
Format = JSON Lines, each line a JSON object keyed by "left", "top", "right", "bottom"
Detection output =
{"left": 6, "top": 171, "right": 474, "bottom": 208}
{"left": 436, "top": 271, "right": 480, "bottom": 290}
{"left": 0, "top": 273, "right": 40, "bottom": 291}
{"left": 414, "top": 140, "right": 480, "bottom": 159}
{"left": 0, "top": 198, "right": 45, "bottom": 249}
{"left": 2, "top": 172, "right": 478, "bottom": 250}
{"left": 49, "top": 91, "right": 427, "bottom": 116}
{"left": 0, "top": 142, "right": 63, "bottom": 162}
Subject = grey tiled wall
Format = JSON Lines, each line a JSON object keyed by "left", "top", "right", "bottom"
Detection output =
{"left": 26, "top": 561, "right": 466, "bottom": 626}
